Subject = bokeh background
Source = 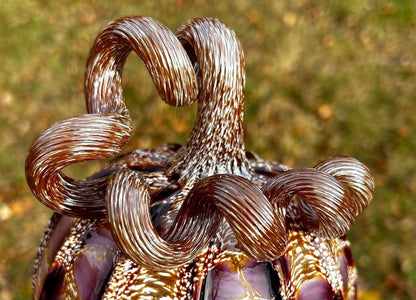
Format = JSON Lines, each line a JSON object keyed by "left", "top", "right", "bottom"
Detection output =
{"left": 1, "top": 0, "right": 415, "bottom": 299}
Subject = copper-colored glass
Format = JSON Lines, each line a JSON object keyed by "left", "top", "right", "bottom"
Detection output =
{"left": 26, "top": 16, "right": 374, "bottom": 300}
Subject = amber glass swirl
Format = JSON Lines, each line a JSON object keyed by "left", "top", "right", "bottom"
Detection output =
{"left": 106, "top": 170, "right": 287, "bottom": 269}
{"left": 25, "top": 16, "right": 198, "bottom": 218}
{"left": 263, "top": 156, "right": 374, "bottom": 239}
{"left": 167, "top": 18, "right": 250, "bottom": 182}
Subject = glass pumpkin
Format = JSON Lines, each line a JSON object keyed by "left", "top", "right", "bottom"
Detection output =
{"left": 25, "top": 16, "right": 374, "bottom": 300}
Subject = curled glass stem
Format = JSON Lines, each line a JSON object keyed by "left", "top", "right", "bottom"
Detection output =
{"left": 167, "top": 17, "right": 251, "bottom": 182}
{"left": 85, "top": 16, "right": 198, "bottom": 114}
{"left": 25, "top": 16, "right": 198, "bottom": 217}
{"left": 314, "top": 156, "right": 375, "bottom": 215}
{"left": 262, "top": 156, "right": 374, "bottom": 239}
{"left": 106, "top": 170, "right": 287, "bottom": 269}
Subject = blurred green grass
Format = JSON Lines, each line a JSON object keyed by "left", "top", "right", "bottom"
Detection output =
{"left": 0, "top": 0, "right": 415, "bottom": 299}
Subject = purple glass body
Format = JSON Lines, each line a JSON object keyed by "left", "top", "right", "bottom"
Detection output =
{"left": 25, "top": 16, "right": 374, "bottom": 300}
